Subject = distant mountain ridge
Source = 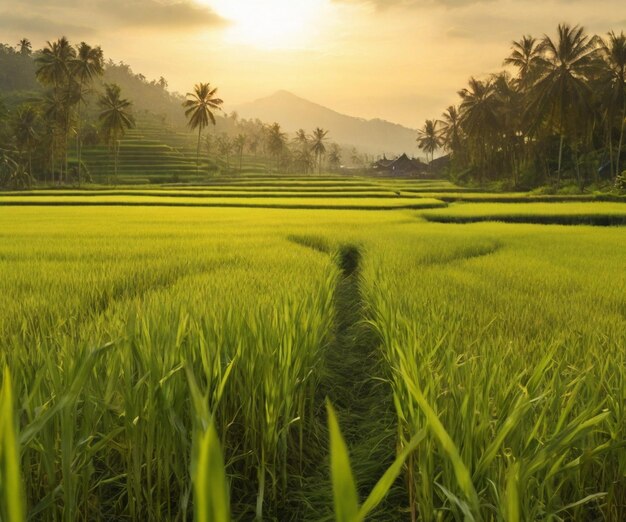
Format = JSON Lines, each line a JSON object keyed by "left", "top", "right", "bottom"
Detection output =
{"left": 235, "top": 90, "right": 419, "bottom": 156}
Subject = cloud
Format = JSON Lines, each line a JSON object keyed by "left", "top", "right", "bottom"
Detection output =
{"left": 333, "top": 0, "right": 495, "bottom": 9}
{"left": 105, "top": 0, "right": 226, "bottom": 28}
{"left": 0, "top": 0, "right": 226, "bottom": 35}
{"left": 0, "top": 12, "right": 94, "bottom": 36}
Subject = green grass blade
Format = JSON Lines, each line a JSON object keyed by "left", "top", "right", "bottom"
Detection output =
{"left": 504, "top": 462, "right": 520, "bottom": 522}
{"left": 358, "top": 428, "right": 426, "bottom": 520}
{"left": 327, "top": 399, "right": 360, "bottom": 522}
{"left": 1, "top": 368, "right": 25, "bottom": 522}
{"left": 404, "top": 377, "right": 481, "bottom": 516}
{"left": 193, "top": 417, "right": 231, "bottom": 522}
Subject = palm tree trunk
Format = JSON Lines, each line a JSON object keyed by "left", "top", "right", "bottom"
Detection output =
{"left": 76, "top": 92, "right": 83, "bottom": 187}
{"left": 617, "top": 106, "right": 626, "bottom": 177}
{"left": 51, "top": 135, "right": 55, "bottom": 186}
{"left": 606, "top": 118, "right": 614, "bottom": 180}
{"left": 107, "top": 146, "right": 110, "bottom": 186}
{"left": 65, "top": 133, "right": 69, "bottom": 184}
{"left": 574, "top": 147, "right": 582, "bottom": 190}
{"left": 557, "top": 133, "right": 564, "bottom": 187}
{"left": 114, "top": 141, "right": 118, "bottom": 184}
{"left": 196, "top": 128, "right": 201, "bottom": 174}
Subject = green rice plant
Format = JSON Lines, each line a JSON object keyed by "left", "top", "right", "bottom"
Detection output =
{"left": 361, "top": 223, "right": 626, "bottom": 520}
{"left": 421, "top": 201, "right": 626, "bottom": 225}
{"left": 327, "top": 400, "right": 426, "bottom": 522}
{"left": 0, "top": 368, "right": 25, "bottom": 522}
{"left": 192, "top": 418, "right": 230, "bottom": 522}
{"left": 0, "top": 194, "right": 446, "bottom": 210}
{"left": 0, "top": 201, "right": 624, "bottom": 520}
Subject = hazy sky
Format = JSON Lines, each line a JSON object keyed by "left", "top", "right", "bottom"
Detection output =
{"left": 1, "top": 0, "right": 625, "bottom": 127}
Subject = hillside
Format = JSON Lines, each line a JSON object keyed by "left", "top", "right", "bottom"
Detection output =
{"left": 235, "top": 90, "right": 419, "bottom": 156}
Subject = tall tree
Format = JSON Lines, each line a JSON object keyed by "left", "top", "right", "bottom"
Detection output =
{"left": 492, "top": 72, "right": 525, "bottom": 185}
{"left": 458, "top": 77, "right": 501, "bottom": 183}
{"left": 599, "top": 31, "right": 626, "bottom": 177}
{"left": 233, "top": 134, "right": 247, "bottom": 172}
{"left": 70, "top": 42, "right": 104, "bottom": 185}
{"left": 98, "top": 83, "right": 135, "bottom": 184}
{"left": 12, "top": 105, "right": 39, "bottom": 177}
{"left": 293, "top": 129, "right": 310, "bottom": 173}
{"left": 35, "top": 37, "right": 77, "bottom": 182}
{"left": 439, "top": 106, "right": 462, "bottom": 157}
{"left": 327, "top": 143, "right": 342, "bottom": 171}
{"left": 182, "top": 83, "right": 223, "bottom": 173}
{"left": 40, "top": 89, "right": 65, "bottom": 184}
{"left": 17, "top": 38, "right": 31, "bottom": 56}
{"left": 311, "top": 127, "right": 328, "bottom": 175}
{"left": 530, "top": 24, "right": 601, "bottom": 183}
{"left": 205, "top": 133, "right": 215, "bottom": 168}
{"left": 247, "top": 134, "right": 260, "bottom": 161}
{"left": 504, "top": 35, "right": 543, "bottom": 88}
{"left": 266, "top": 123, "right": 287, "bottom": 172}
{"left": 216, "top": 134, "right": 233, "bottom": 169}
{"left": 416, "top": 119, "right": 443, "bottom": 165}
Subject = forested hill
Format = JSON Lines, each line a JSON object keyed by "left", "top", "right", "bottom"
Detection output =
{"left": 0, "top": 43, "right": 185, "bottom": 126}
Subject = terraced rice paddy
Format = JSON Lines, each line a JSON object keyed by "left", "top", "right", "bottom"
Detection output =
{"left": 1, "top": 177, "right": 625, "bottom": 521}
{"left": 421, "top": 201, "right": 626, "bottom": 225}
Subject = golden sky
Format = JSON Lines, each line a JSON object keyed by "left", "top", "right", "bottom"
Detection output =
{"left": 2, "top": 0, "right": 625, "bottom": 127}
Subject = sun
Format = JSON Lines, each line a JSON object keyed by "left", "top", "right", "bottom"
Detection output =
{"left": 206, "top": 0, "right": 322, "bottom": 50}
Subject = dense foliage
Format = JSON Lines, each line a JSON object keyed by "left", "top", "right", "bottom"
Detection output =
{"left": 0, "top": 37, "right": 355, "bottom": 186}
{"left": 417, "top": 24, "right": 626, "bottom": 190}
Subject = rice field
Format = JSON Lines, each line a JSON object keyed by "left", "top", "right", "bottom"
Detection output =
{"left": 421, "top": 202, "right": 626, "bottom": 226}
{"left": 1, "top": 180, "right": 625, "bottom": 521}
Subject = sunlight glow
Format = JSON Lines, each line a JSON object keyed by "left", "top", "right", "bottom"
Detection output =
{"left": 206, "top": 0, "right": 324, "bottom": 50}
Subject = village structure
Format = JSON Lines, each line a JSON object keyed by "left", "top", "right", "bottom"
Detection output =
{"left": 371, "top": 153, "right": 449, "bottom": 178}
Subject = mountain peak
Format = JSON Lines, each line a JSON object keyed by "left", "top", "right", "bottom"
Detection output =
{"left": 235, "top": 91, "right": 417, "bottom": 155}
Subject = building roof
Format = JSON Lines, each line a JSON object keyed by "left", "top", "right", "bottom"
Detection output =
{"left": 373, "top": 153, "right": 426, "bottom": 173}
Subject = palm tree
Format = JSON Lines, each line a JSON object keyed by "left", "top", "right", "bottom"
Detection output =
{"left": 183, "top": 83, "right": 223, "bottom": 173}
{"left": 216, "top": 134, "right": 233, "bottom": 169}
{"left": 327, "top": 143, "right": 342, "bottom": 171}
{"left": 248, "top": 134, "right": 260, "bottom": 161}
{"left": 311, "top": 127, "right": 328, "bottom": 175}
{"left": 12, "top": 105, "right": 39, "bottom": 177}
{"left": 292, "top": 129, "right": 310, "bottom": 173}
{"left": 233, "top": 134, "right": 247, "bottom": 171}
{"left": 530, "top": 24, "right": 601, "bottom": 183}
{"left": 266, "top": 123, "right": 287, "bottom": 172}
{"left": 492, "top": 72, "right": 526, "bottom": 185}
{"left": 98, "top": 83, "right": 135, "bottom": 184}
{"left": 40, "top": 89, "right": 65, "bottom": 184}
{"left": 294, "top": 129, "right": 308, "bottom": 148}
{"left": 294, "top": 147, "right": 315, "bottom": 174}
{"left": 439, "top": 106, "right": 462, "bottom": 157}
{"left": 205, "top": 133, "right": 215, "bottom": 168}
{"left": 458, "top": 77, "right": 501, "bottom": 183}
{"left": 35, "top": 37, "right": 77, "bottom": 182}
{"left": 416, "top": 119, "right": 443, "bottom": 166}
{"left": 70, "top": 42, "right": 104, "bottom": 185}
{"left": 504, "top": 35, "right": 543, "bottom": 87}
{"left": 17, "top": 38, "right": 31, "bottom": 56}
{"left": 599, "top": 31, "right": 626, "bottom": 177}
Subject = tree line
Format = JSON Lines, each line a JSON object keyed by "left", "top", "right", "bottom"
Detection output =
{"left": 416, "top": 24, "right": 626, "bottom": 190}
{"left": 182, "top": 83, "right": 345, "bottom": 175}
{"left": 0, "top": 37, "right": 136, "bottom": 187}
{"left": 0, "top": 37, "right": 355, "bottom": 187}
